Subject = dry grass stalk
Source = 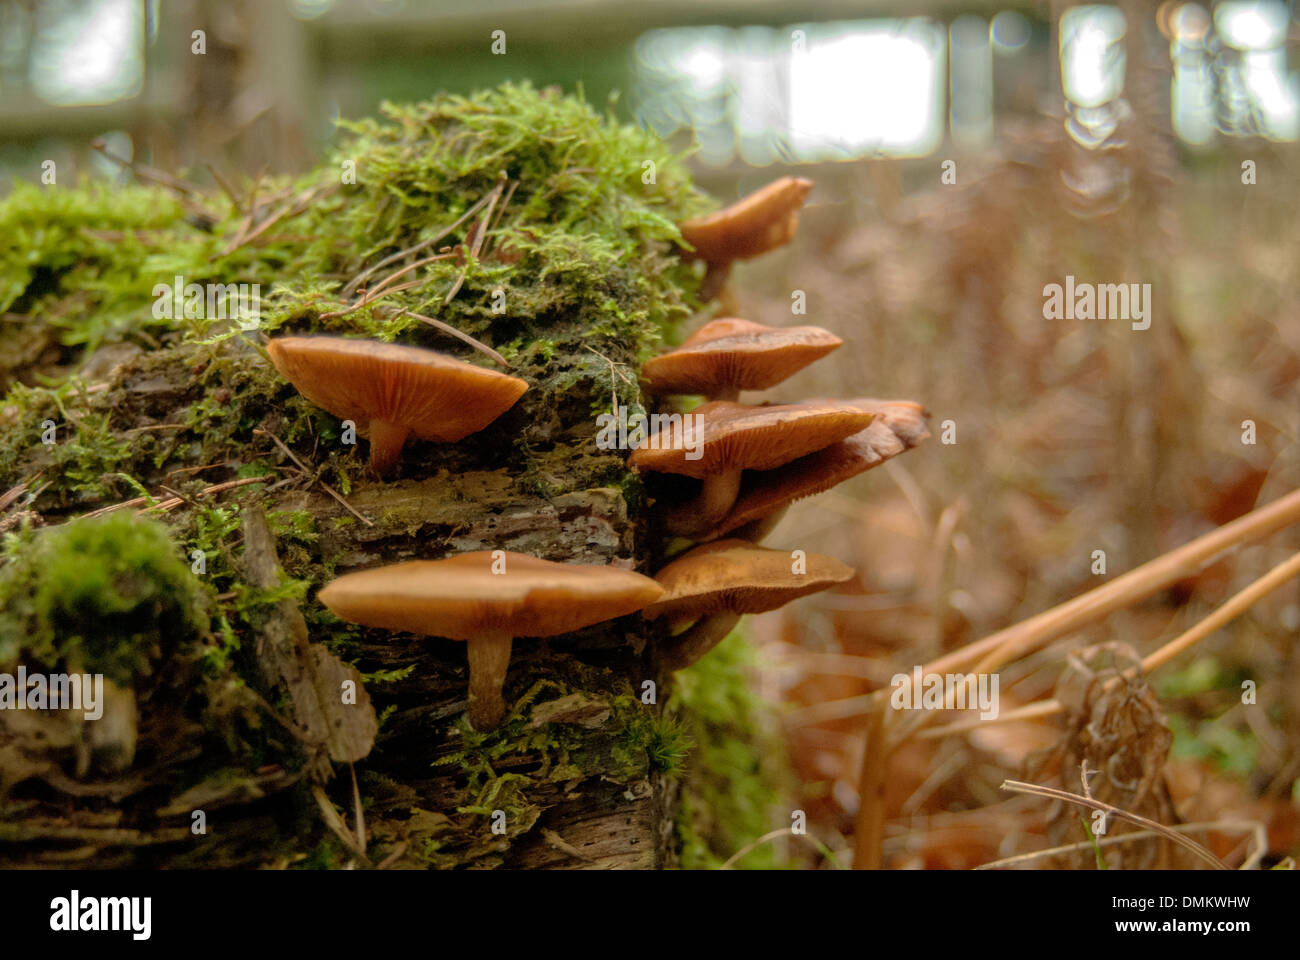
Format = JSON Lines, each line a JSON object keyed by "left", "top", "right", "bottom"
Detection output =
{"left": 999, "top": 778, "right": 1230, "bottom": 870}
{"left": 919, "top": 548, "right": 1300, "bottom": 739}
{"left": 974, "top": 819, "right": 1267, "bottom": 870}
{"left": 852, "top": 487, "right": 1300, "bottom": 869}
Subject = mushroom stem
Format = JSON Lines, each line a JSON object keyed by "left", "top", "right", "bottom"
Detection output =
{"left": 659, "top": 613, "right": 742, "bottom": 671}
{"left": 367, "top": 419, "right": 411, "bottom": 476}
{"left": 665, "top": 470, "right": 743, "bottom": 537}
{"left": 699, "top": 260, "right": 733, "bottom": 302}
{"left": 712, "top": 386, "right": 740, "bottom": 403}
{"left": 730, "top": 505, "right": 789, "bottom": 544}
{"left": 466, "top": 632, "right": 513, "bottom": 730}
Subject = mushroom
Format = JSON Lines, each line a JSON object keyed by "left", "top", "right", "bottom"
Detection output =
{"left": 317, "top": 551, "right": 663, "bottom": 730}
{"left": 696, "top": 400, "right": 931, "bottom": 542}
{"left": 678, "top": 177, "right": 814, "bottom": 300}
{"left": 627, "top": 400, "right": 875, "bottom": 537}
{"left": 643, "top": 539, "right": 854, "bottom": 670}
{"left": 641, "top": 318, "right": 843, "bottom": 402}
{"left": 266, "top": 336, "right": 528, "bottom": 476}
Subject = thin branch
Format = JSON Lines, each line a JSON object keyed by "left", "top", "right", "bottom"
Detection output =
{"left": 403, "top": 309, "right": 510, "bottom": 367}
{"left": 886, "top": 486, "right": 1300, "bottom": 748}
{"left": 253, "top": 427, "right": 373, "bottom": 527}
{"left": 319, "top": 479, "right": 374, "bottom": 527}
{"left": 342, "top": 190, "right": 499, "bottom": 298}
{"left": 219, "top": 181, "right": 337, "bottom": 258}
{"left": 0, "top": 472, "right": 43, "bottom": 512}
{"left": 720, "top": 827, "right": 847, "bottom": 870}
{"left": 205, "top": 164, "right": 245, "bottom": 214}
{"left": 974, "top": 819, "right": 1269, "bottom": 870}
{"left": 443, "top": 182, "right": 505, "bottom": 306}
{"left": 918, "top": 549, "right": 1300, "bottom": 740}
{"left": 125, "top": 423, "right": 187, "bottom": 433}
{"left": 999, "top": 779, "right": 1230, "bottom": 870}
{"left": 137, "top": 475, "right": 270, "bottom": 515}
{"left": 317, "top": 279, "right": 422, "bottom": 320}
{"left": 363, "top": 252, "right": 458, "bottom": 300}
{"left": 483, "top": 179, "right": 518, "bottom": 253}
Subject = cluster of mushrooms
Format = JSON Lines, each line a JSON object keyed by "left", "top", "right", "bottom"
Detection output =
{"left": 263, "top": 176, "right": 927, "bottom": 731}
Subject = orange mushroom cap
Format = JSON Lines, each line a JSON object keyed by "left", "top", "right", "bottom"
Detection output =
{"left": 642, "top": 539, "right": 855, "bottom": 622}
{"left": 626, "top": 400, "right": 875, "bottom": 481}
{"left": 678, "top": 177, "right": 815, "bottom": 263}
{"left": 318, "top": 551, "right": 663, "bottom": 729}
{"left": 697, "top": 399, "right": 930, "bottom": 541}
{"left": 266, "top": 336, "right": 527, "bottom": 475}
{"left": 641, "top": 318, "right": 843, "bottom": 400}
{"left": 317, "top": 551, "right": 663, "bottom": 640}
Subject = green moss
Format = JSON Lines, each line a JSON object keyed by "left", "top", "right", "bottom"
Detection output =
{"left": 1168, "top": 713, "right": 1259, "bottom": 778}
{"left": 0, "top": 512, "right": 208, "bottom": 685}
{"left": 0, "top": 83, "right": 720, "bottom": 868}
{"left": 670, "top": 631, "right": 791, "bottom": 870}
{"left": 0, "top": 82, "right": 708, "bottom": 513}
{"left": 614, "top": 707, "right": 693, "bottom": 778}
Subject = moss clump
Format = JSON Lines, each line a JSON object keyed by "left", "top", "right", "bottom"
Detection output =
{"left": 0, "top": 82, "right": 719, "bottom": 868}
{"left": 0, "top": 176, "right": 302, "bottom": 358}
{"left": 262, "top": 81, "right": 710, "bottom": 351}
{"left": 0, "top": 81, "right": 710, "bottom": 517}
{"left": 0, "top": 512, "right": 208, "bottom": 685}
{"left": 614, "top": 708, "right": 693, "bottom": 778}
{"left": 671, "top": 631, "right": 791, "bottom": 870}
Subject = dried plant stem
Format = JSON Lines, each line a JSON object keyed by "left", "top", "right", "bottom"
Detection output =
{"left": 719, "top": 827, "right": 846, "bottom": 870}
{"left": 890, "top": 486, "right": 1300, "bottom": 748}
{"left": 918, "top": 548, "right": 1300, "bottom": 740}
{"left": 852, "top": 486, "right": 1300, "bottom": 869}
{"left": 918, "top": 699, "right": 1062, "bottom": 739}
{"left": 852, "top": 707, "right": 888, "bottom": 869}
{"left": 999, "top": 779, "right": 1230, "bottom": 870}
{"left": 365, "top": 252, "right": 458, "bottom": 300}
{"left": 317, "top": 278, "right": 422, "bottom": 320}
{"left": 311, "top": 784, "right": 371, "bottom": 867}
{"left": 974, "top": 819, "right": 1267, "bottom": 870}
{"left": 404, "top": 309, "right": 510, "bottom": 367}
{"left": 219, "top": 182, "right": 337, "bottom": 258}
{"left": 342, "top": 189, "right": 499, "bottom": 298}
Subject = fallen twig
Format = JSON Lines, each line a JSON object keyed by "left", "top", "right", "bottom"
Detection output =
{"left": 974, "top": 819, "right": 1268, "bottom": 870}
{"left": 999, "top": 778, "right": 1230, "bottom": 870}
{"left": 404, "top": 309, "right": 509, "bottom": 367}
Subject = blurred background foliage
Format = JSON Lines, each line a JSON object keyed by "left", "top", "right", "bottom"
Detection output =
{"left": 1, "top": 0, "right": 1297, "bottom": 869}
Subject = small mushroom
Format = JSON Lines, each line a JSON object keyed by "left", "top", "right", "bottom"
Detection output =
{"left": 697, "top": 399, "right": 931, "bottom": 542}
{"left": 266, "top": 336, "right": 528, "bottom": 476}
{"left": 317, "top": 551, "right": 663, "bottom": 730}
{"left": 627, "top": 400, "right": 875, "bottom": 537}
{"left": 641, "top": 318, "right": 843, "bottom": 402}
{"left": 678, "top": 177, "right": 814, "bottom": 299}
{"left": 643, "top": 539, "right": 854, "bottom": 670}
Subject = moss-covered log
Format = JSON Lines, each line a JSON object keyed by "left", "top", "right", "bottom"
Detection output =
{"left": 0, "top": 83, "right": 772, "bottom": 869}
